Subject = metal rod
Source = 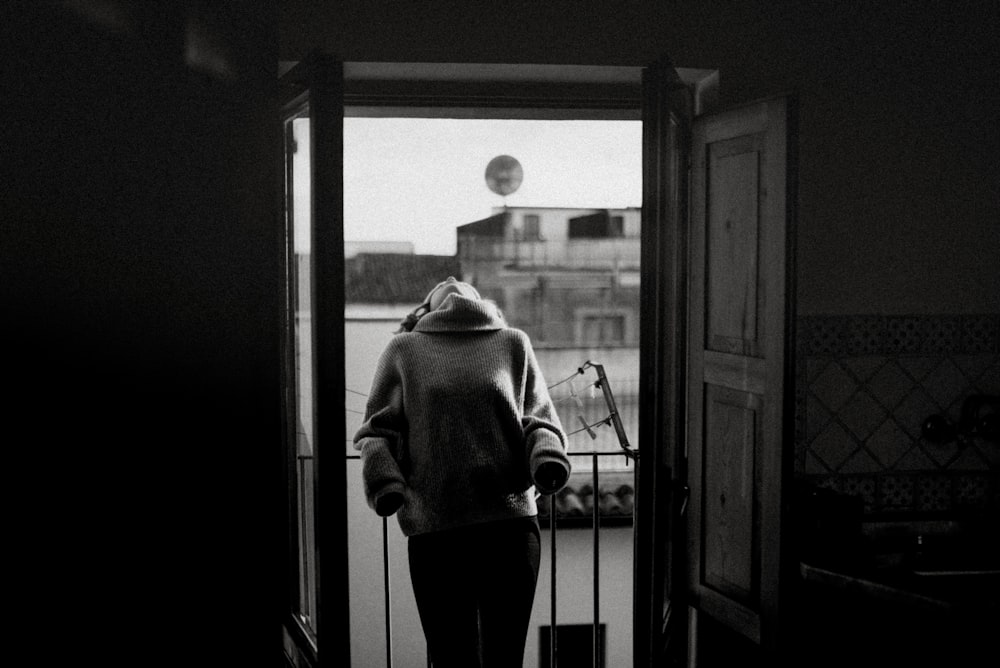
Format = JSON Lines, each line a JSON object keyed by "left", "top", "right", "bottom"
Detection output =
{"left": 550, "top": 499, "right": 558, "bottom": 668}
{"left": 591, "top": 363, "right": 638, "bottom": 462}
{"left": 383, "top": 516, "right": 393, "bottom": 668}
{"left": 593, "top": 453, "right": 600, "bottom": 668}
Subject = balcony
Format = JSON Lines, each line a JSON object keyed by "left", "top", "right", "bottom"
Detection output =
{"left": 345, "top": 449, "right": 636, "bottom": 668}
{"left": 458, "top": 237, "right": 641, "bottom": 272}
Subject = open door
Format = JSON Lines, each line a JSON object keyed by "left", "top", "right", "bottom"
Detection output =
{"left": 635, "top": 59, "right": 693, "bottom": 667}
{"left": 685, "top": 96, "right": 796, "bottom": 662}
{"left": 279, "top": 53, "right": 351, "bottom": 668}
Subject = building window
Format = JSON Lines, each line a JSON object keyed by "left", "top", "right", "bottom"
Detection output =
{"left": 579, "top": 312, "right": 628, "bottom": 346}
{"left": 540, "top": 624, "right": 606, "bottom": 668}
{"left": 523, "top": 213, "right": 541, "bottom": 240}
{"left": 609, "top": 215, "right": 624, "bottom": 236}
{"left": 568, "top": 210, "right": 624, "bottom": 239}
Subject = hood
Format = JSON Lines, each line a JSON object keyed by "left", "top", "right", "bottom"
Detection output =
{"left": 413, "top": 295, "right": 506, "bottom": 333}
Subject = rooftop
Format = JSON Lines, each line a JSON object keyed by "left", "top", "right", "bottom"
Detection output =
{"left": 345, "top": 252, "right": 461, "bottom": 305}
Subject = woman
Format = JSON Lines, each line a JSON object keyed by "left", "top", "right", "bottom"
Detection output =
{"left": 354, "top": 276, "right": 570, "bottom": 668}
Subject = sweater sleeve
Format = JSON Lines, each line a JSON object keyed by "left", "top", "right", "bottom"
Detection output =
{"left": 519, "top": 335, "right": 571, "bottom": 495}
{"left": 353, "top": 341, "right": 408, "bottom": 512}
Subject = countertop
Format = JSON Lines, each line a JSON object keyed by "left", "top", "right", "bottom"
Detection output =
{"left": 799, "top": 560, "right": 1000, "bottom": 617}
{"left": 797, "top": 518, "right": 1000, "bottom": 620}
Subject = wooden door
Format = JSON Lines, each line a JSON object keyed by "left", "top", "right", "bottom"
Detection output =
{"left": 686, "top": 96, "right": 795, "bottom": 659}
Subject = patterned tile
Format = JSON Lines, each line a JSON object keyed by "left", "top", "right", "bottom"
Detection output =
{"left": 974, "top": 360, "right": 1000, "bottom": 394}
{"left": 920, "top": 316, "right": 962, "bottom": 354}
{"left": 803, "top": 317, "right": 847, "bottom": 356}
{"left": 811, "top": 422, "right": 857, "bottom": 471}
{"left": 952, "top": 353, "right": 998, "bottom": 381}
{"left": 877, "top": 474, "right": 914, "bottom": 510}
{"left": 950, "top": 443, "right": 992, "bottom": 470}
{"left": 842, "top": 355, "right": 887, "bottom": 384}
{"left": 961, "top": 315, "right": 999, "bottom": 353}
{"left": 795, "top": 314, "right": 1000, "bottom": 517}
{"left": 811, "top": 474, "right": 841, "bottom": 493}
{"left": 806, "top": 357, "right": 831, "bottom": 383}
{"left": 805, "top": 451, "right": 833, "bottom": 475}
{"left": 921, "top": 358, "right": 971, "bottom": 410}
{"left": 840, "top": 449, "right": 882, "bottom": 475}
{"left": 895, "top": 447, "right": 937, "bottom": 471}
{"left": 915, "top": 475, "right": 952, "bottom": 512}
{"left": 886, "top": 316, "right": 925, "bottom": 355}
{"left": 919, "top": 438, "right": 961, "bottom": 469}
{"left": 892, "top": 387, "right": 941, "bottom": 440}
{"left": 846, "top": 316, "right": 886, "bottom": 355}
{"left": 810, "top": 362, "right": 857, "bottom": 413}
{"left": 866, "top": 420, "right": 912, "bottom": 468}
{"left": 806, "top": 395, "right": 833, "bottom": 441}
{"left": 865, "top": 360, "right": 913, "bottom": 411}
{"left": 897, "top": 356, "right": 941, "bottom": 383}
{"left": 841, "top": 474, "right": 877, "bottom": 512}
{"left": 839, "top": 390, "right": 888, "bottom": 441}
{"left": 954, "top": 474, "right": 991, "bottom": 509}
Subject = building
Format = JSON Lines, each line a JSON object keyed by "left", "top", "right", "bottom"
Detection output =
{"left": 458, "top": 206, "right": 642, "bottom": 348}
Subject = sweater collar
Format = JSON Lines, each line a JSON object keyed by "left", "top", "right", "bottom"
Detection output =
{"left": 413, "top": 295, "right": 506, "bottom": 333}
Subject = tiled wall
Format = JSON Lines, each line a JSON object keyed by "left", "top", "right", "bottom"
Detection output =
{"left": 795, "top": 314, "right": 1000, "bottom": 516}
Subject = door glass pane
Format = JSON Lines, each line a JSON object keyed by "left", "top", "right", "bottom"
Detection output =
{"left": 285, "top": 106, "right": 319, "bottom": 636}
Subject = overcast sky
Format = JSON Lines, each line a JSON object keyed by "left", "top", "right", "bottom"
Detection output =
{"left": 342, "top": 118, "right": 643, "bottom": 256}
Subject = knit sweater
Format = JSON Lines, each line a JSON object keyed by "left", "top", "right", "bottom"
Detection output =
{"left": 353, "top": 295, "right": 570, "bottom": 536}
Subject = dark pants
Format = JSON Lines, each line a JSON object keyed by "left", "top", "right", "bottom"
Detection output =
{"left": 407, "top": 516, "right": 541, "bottom": 668}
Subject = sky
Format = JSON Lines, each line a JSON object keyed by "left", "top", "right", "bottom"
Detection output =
{"left": 341, "top": 117, "right": 643, "bottom": 256}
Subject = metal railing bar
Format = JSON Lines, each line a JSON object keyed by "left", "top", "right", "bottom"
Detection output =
{"left": 593, "top": 452, "right": 600, "bottom": 668}
{"left": 382, "top": 516, "right": 393, "bottom": 668}
{"left": 550, "top": 504, "right": 558, "bottom": 668}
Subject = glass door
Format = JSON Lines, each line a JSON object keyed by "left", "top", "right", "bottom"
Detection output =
{"left": 280, "top": 53, "right": 349, "bottom": 668}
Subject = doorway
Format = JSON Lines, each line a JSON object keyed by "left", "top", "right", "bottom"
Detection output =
{"left": 341, "top": 115, "right": 643, "bottom": 668}
{"left": 279, "top": 59, "right": 795, "bottom": 668}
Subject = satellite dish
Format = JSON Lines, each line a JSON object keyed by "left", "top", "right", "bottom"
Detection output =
{"left": 484, "top": 155, "right": 523, "bottom": 196}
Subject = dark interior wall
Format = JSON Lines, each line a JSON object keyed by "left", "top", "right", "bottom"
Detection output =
{"left": 3, "top": 4, "right": 280, "bottom": 662}
{"left": 281, "top": 0, "right": 999, "bottom": 315}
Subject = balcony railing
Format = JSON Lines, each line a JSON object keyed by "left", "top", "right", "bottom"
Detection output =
{"left": 345, "top": 449, "right": 636, "bottom": 668}
{"left": 341, "top": 360, "right": 637, "bottom": 667}
{"left": 458, "top": 236, "right": 641, "bottom": 271}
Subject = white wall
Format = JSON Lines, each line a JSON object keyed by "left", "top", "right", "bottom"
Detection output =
{"left": 344, "top": 314, "right": 406, "bottom": 450}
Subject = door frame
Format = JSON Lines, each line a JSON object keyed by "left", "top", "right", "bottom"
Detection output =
{"left": 279, "top": 59, "right": 716, "bottom": 668}
{"left": 635, "top": 58, "right": 696, "bottom": 666}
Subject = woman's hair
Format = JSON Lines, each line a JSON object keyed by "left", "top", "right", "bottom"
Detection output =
{"left": 396, "top": 302, "right": 430, "bottom": 333}
{"left": 397, "top": 278, "right": 508, "bottom": 333}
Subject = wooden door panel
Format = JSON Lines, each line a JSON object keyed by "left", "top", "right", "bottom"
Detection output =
{"left": 687, "top": 97, "right": 792, "bottom": 653}
{"left": 706, "top": 134, "right": 764, "bottom": 357}
{"left": 702, "top": 384, "right": 760, "bottom": 607}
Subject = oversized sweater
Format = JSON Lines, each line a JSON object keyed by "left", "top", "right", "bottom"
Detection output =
{"left": 353, "top": 295, "right": 570, "bottom": 536}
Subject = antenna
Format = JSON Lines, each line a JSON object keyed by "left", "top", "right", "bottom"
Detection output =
{"left": 484, "top": 155, "right": 523, "bottom": 207}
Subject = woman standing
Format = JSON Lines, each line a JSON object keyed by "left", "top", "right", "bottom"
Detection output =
{"left": 354, "top": 277, "right": 570, "bottom": 668}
